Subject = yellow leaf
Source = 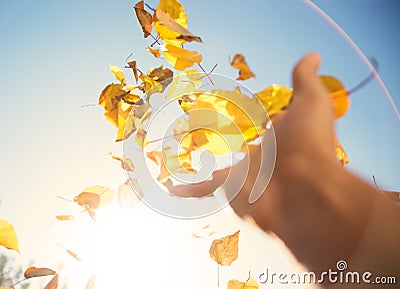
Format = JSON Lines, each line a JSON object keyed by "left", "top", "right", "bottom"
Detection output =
{"left": 55, "top": 215, "right": 75, "bottom": 221}
{"left": 163, "top": 44, "right": 202, "bottom": 70}
{"left": 139, "top": 73, "right": 163, "bottom": 99}
{"left": 136, "top": 128, "right": 147, "bottom": 149}
{"left": 255, "top": 84, "right": 293, "bottom": 117}
{"left": 0, "top": 219, "right": 19, "bottom": 252}
{"left": 147, "top": 65, "right": 174, "bottom": 91}
{"left": 153, "top": 0, "right": 188, "bottom": 46}
{"left": 110, "top": 65, "right": 126, "bottom": 85}
{"left": 227, "top": 278, "right": 259, "bottom": 289}
{"left": 109, "top": 152, "right": 135, "bottom": 171}
{"left": 158, "top": 147, "right": 195, "bottom": 183}
{"left": 320, "top": 75, "right": 350, "bottom": 119}
{"left": 99, "top": 84, "right": 125, "bottom": 127}
{"left": 146, "top": 46, "right": 161, "bottom": 58}
{"left": 134, "top": 0, "right": 153, "bottom": 38}
{"left": 116, "top": 102, "right": 136, "bottom": 142}
{"left": 333, "top": 132, "right": 349, "bottom": 166}
{"left": 209, "top": 230, "right": 240, "bottom": 266}
{"left": 165, "top": 69, "right": 202, "bottom": 100}
{"left": 24, "top": 267, "right": 56, "bottom": 279}
{"left": 154, "top": 8, "right": 201, "bottom": 43}
{"left": 43, "top": 274, "right": 58, "bottom": 289}
{"left": 231, "top": 54, "right": 255, "bottom": 80}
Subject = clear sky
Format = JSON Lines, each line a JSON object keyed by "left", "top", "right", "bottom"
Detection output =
{"left": 0, "top": 1, "right": 399, "bottom": 288}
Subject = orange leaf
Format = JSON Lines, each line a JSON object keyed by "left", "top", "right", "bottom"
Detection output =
{"left": 43, "top": 274, "right": 58, "bottom": 289}
{"left": 55, "top": 215, "right": 75, "bottom": 221}
{"left": 231, "top": 54, "right": 255, "bottom": 80}
{"left": 24, "top": 267, "right": 56, "bottom": 279}
{"left": 109, "top": 152, "right": 135, "bottom": 171}
{"left": 146, "top": 46, "right": 161, "bottom": 58}
{"left": 0, "top": 219, "right": 19, "bottom": 252}
{"left": 227, "top": 278, "right": 259, "bottom": 289}
{"left": 333, "top": 132, "right": 349, "bottom": 166}
{"left": 163, "top": 44, "right": 202, "bottom": 70}
{"left": 209, "top": 230, "right": 240, "bottom": 266}
{"left": 320, "top": 75, "right": 350, "bottom": 119}
{"left": 126, "top": 60, "right": 139, "bottom": 83}
{"left": 133, "top": 1, "right": 153, "bottom": 38}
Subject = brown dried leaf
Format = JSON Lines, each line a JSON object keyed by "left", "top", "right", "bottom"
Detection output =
{"left": 209, "top": 230, "right": 240, "bottom": 266}
{"left": 231, "top": 54, "right": 255, "bottom": 80}
{"left": 134, "top": 1, "right": 153, "bottom": 38}
{"left": 43, "top": 274, "right": 58, "bottom": 289}
{"left": 24, "top": 267, "right": 56, "bottom": 279}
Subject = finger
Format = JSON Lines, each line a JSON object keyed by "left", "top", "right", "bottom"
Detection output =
{"left": 169, "top": 168, "right": 229, "bottom": 198}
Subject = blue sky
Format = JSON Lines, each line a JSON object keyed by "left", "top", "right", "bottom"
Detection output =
{"left": 0, "top": 1, "right": 399, "bottom": 288}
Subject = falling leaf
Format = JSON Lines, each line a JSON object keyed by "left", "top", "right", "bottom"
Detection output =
{"left": 158, "top": 147, "right": 195, "bottom": 183}
{"left": 231, "top": 54, "right": 255, "bottom": 81}
{"left": 209, "top": 230, "right": 240, "bottom": 266}
{"left": 74, "top": 192, "right": 100, "bottom": 210}
{"left": 147, "top": 150, "right": 162, "bottom": 165}
{"left": 0, "top": 219, "right": 19, "bottom": 252}
{"left": 153, "top": 0, "right": 188, "bottom": 46}
{"left": 147, "top": 65, "right": 174, "bottom": 91}
{"left": 133, "top": 1, "right": 153, "bottom": 38}
{"left": 333, "top": 132, "right": 349, "bottom": 166}
{"left": 43, "top": 274, "right": 58, "bottom": 289}
{"left": 146, "top": 46, "right": 161, "bottom": 58}
{"left": 320, "top": 75, "right": 350, "bottom": 119}
{"left": 139, "top": 73, "right": 163, "bottom": 99}
{"left": 255, "top": 85, "right": 293, "bottom": 117}
{"left": 66, "top": 249, "right": 82, "bottom": 261}
{"left": 163, "top": 44, "right": 202, "bottom": 70}
{"left": 126, "top": 60, "right": 139, "bottom": 82}
{"left": 109, "top": 152, "right": 135, "bottom": 171}
{"left": 110, "top": 65, "right": 126, "bottom": 85}
{"left": 154, "top": 8, "right": 201, "bottom": 43}
{"left": 74, "top": 186, "right": 115, "bottom": 219}
{"left": 120, "top": 86, "right": 141, "bottom": 104}
{"left": 118, "top": 179, "right": 143, "bottom": 208}
{"left": 227, "top": 278, "right": 259, "bottom": 289}
{"left": 98, "top": 84, "right": 137, "bottom": 141}
{"left": 55, "top": 215, "right": 75, "bottom": 221}
{"left": 136, "top": 128, "right": 147, "bottom": 149}
{"left": 86, "top": 275, "right": 96, "bottom": 289}
{"left": 24, "top": 267, "right": 56, "bottom": 279}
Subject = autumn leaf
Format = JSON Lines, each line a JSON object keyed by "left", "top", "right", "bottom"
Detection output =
{"left": 255, "top": 84, "right": 293, "bottom": 117}
{"left": 24, "top": 267, "right": 56, "bottom": 279}
{"left": 153, "top": 0, "right": 188, "bottom": 46}
{"left": 209, "top": 230, "right": 240, "bottom": 266}
{"left": 146, "top": 46, "right": 161, "bottom": 58}
{"left": 66, "top": 249, "right": 81, "bottom": 261}
{"left": 110, "top": 65, "right": 126, "bottom": 85}
{"left": 136, "top": 128, "right": 147, "bottom": 149}
{"left": 74, "top": 186, "right": 115, "bottom": 219}
{"left": 126, "top": 60, "right": 139, "bottom": 82}
{"left": 163, "top": 44, "right": 202, "bottom": 70}
{"left": 43, "top": 274, "right": 58, "bottom": 289}
{"left": 133, "top": 1, "right": 153, "bottom": 38}
{"left": 154, "top": 8, "right": 201, "bottom": 43}
{"left": 118, "top": 179, "right": 143, "bottom": 208}
{"left": 109, "top": 152, "right": 135, "bottom": 171}
{"left": 0, "top": 219, "right": 19, "bottom": 252}
{"left": 333, "top": 132, "right": 349, "bottom": 166}
{"left": 86, "top": 274, "right": 96, "bottom": 289}
{"left": 158, "top": 147, "right": 195, "bottom": 183}
{"left": 227, "top": 278, "right": 259, "bottom": 289}
{"left": 320, "top": 75, "right": 350, "bottom": 119}
{"left": 55, "top": 215, "right": 75, "bottom": 221}
{"left": 231, "top": 54, "right": 255, "bottom": 81}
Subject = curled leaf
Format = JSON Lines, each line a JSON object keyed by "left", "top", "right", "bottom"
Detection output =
{"left": 134, "top": 1, "right": 153, "bottom": 38}
{"left": 126, "top": 60, "right": 139, "bottom": 83}
{"left": 231, "top": 54, "right": 255, "bottom": 81}
{"left": 109, "top": 152, "right": 135, "bottom": 171}
{"left": 110, "top": 65, "right": 126, "bottom": 85}
{"left": 24, "top": 267, "right": 56, "bottom": 279}
{"left": 333, "top": 132, "right": 349, "bottom": 166}
{"left": 146, "top": 46, "right": 161, "bottom": 58}
{"left": 0, "top": 219, "right": 19, "bottom": 252}
{"left": 209, "top": 230, "right": 240, "bottom": 266}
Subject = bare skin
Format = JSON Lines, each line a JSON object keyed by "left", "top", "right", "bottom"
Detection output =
{"left": 171, "top": 53, "right": 400, "bottom": 287}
